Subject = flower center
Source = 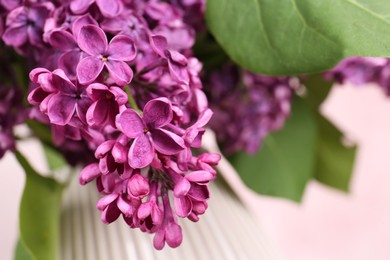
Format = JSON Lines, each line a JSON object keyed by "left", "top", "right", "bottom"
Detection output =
{"left": 105, "top": 93, "right": 113, "bottom": 100}
{"left": 143, "top": 127, "right": 149, "bottom": 133}
{"left": 101, "top": 56, "right": 108, "bottom": 62}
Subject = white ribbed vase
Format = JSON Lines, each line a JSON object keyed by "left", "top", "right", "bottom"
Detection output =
{"left": 60, "top": 175, "right": 281, "bottom": 260}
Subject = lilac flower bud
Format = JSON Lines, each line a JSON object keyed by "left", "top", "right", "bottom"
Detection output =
{"left": 127, "top": 173, "right": 150, "bottom": 199}
{"left": 153, "top": 193, "right": 183, "bottom": 250}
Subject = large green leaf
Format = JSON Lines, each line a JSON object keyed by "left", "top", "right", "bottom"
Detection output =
{"left": 15, "top": 151, "right": 64, "bottom": 260}
{"left": 206, "top": 0, "right": 390, "bottom": 75}
{"left": 42, "top": 143, "right": 67, "bottom": 171}
{"left": 303, "top": 75, "right": 356, "bottom": 191}
{"left": 14, "top": 239, "right": 34, "bottom": 260}
{"left": 313, "top": 116, "right": 356, "bottom": 191}
{"left": 229, "top": 98, "right": 317, "bottom": 202}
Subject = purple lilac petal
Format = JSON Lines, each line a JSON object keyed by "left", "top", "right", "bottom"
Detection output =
{"left": 101, "top": 203, "right": 121, "bottom": 224}
{"left": 185, "top": 170, "right": 215, "bottom": 183}
{"left": 105, "top": 60, "right": 133, "bottom": 86}
{"left": 77, "top": 56, "right": 104, "bottom": 84}
{"left": 111, "top": 143, "right": 127, "bottom": 163}
{"left": 3, "top": 26, "right": 27, "bottom": 46}
{"left": 143, "top": 98, "right": 173, "bottom": 128}
{"left": 48, "top": 30, "right": 77, "bottom": 51}
{"left": 78, "top": 25, "right": 107, "bottom": 55}
{"left": 96, "top": 0, "right": 123, "bottom": 17}
{"left": 128, "top": 134, "right": 154, "bottom": 169}
{"left": 174, "top": 196, "right": 192, "bottom": 218}
{"left": 72, "top": 14, "right": 98, "bottom": 40}
{"left": 127, "top": 174, "right": 150, "bottom": 198}
{"left": 107, "top": 35, "right": 136, "bottom": 61}
{"left": 165, "top": 223, "right": 182, "bottom": 248}
{"left": 70, "top": 0, "right": 94, "bottom": 14}
{"left": 79, "top": 163, "right": 101, "bottom": 185}
{"left": 95, "top": 140, "right": 115, "bottom": 158}
{"left": 187, "top": 184, "right": 209, "bottom": 201}
{"left": 117, "top": 195, "right": 133, "bottom": 216}
{"left": 150, "top": 35, "right": 168, "bottom": 57}
{"left": 58, "top": 50, "right": 82, "bottom": 79}
{"left": 151, "top": 128, "right": 185, "bottom": 155}
{"left": 117, "top": 109, "right": 145, "bottom": 138}
{"left": 173, "top": 177, "right": 191, "bottom": 197}
{"left": 47, "top": 94, "right": 76, "bottom": 125}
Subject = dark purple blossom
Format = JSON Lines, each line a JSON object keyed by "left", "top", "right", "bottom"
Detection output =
{"left": 205, "top": 64, "right": 294, "bottom": 154}
{"left": 0, "top": 87, "right": 25, "bottom": 158}
{"left": 2, "top": 3, "right": 53, "bottom": 48}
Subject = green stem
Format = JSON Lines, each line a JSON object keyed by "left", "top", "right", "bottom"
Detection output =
{"left": 125, "top": 85, "right": 141, "bottom": 112}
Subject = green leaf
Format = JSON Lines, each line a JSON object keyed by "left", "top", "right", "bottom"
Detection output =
{"left": 26, "top": 120, "right": 52, "bottom": 145}
{"left": 42, "top": 144, "right": 67, "bottom": 171}
{"left": 193, "top": 33, "right": 229, "bottom": 72}
{"left": 229, "top": 97, "right": 317, "bottom": 202}
{"left": 206, "top": 0, "right": 390, "bottom": 75}
{"left": 303, "top": 75, "right": 356, "bottom": 191}
{"left": 314, "top": 116, "right": 356, "bottom": 191}
{"left": 14, "top": 239, "right": 34, "bottom": 260}
{"left": 15, "top": 151, "right": 64, "bottom": 260}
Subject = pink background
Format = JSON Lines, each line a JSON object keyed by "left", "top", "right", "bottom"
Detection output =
{"left": 2, "top": 84, "right": 390, "bottom": 259}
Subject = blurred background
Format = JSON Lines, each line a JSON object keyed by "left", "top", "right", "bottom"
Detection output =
{"left": 2, "top": 83, "right": 390, "bottom": 260}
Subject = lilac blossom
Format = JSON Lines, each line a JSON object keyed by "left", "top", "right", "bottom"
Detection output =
{"left": 70, "top": 0, "right": 124, "bottom": 18}
{"left": 117, "top": 98, "right": 185, "bottom": 169}
{"left": 0, "top": 87, "right": 25, "bottom": 158}
{"left": 28, "top": 68, "right": 92, "bottom": 125}
{"left": 6, "top": 0, "right": 223, "bottom": 250}
{"left": 86, "top": 83, "right": 128, "bottom": 127}
{"left": 324, "top": 56, "right": 390, "bottom": 96}
{"left": 76, "top": 24, "right": 136, "bottom": 86}
{"left": 150, "top": 35, "right": 189, "bottom": 84}
{"left": 2, "top": 2, "right": 53, "bottom": 48}
{"left": 47, "top": 14, "right": 98, "bottom": 79}
{"left": 205, "top": 64, "right": 294, "bottom": 155}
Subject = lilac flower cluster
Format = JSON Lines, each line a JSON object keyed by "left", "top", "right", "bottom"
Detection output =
{"left": 205, "top": 64, "right": 294, "bottom": 155}
{"left": 0, "top": 87, "right": 25, "bottom": 158}
{"left": 325, "top": 57, "right": 390, "bottom": 95}
{"left": 0, "top": 0, "right": 219, "bottom": 249}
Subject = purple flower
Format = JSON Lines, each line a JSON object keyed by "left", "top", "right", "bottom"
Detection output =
{"left": 47, "top": 14, "right": 98, "bottom": 79}
{"left": 127, "top": 173, "right": 150, "bottom": 199}
{"left": 86, "top": 83, "right": 128, "bottom": 127}
{"left": 2, "top": 3, "right": 53, "bottom": 48}
{"left": 172, "top": 170, "right": 213, "bottom": 218}
{"left": 153, "top": 193, "right": 183, "bottom": 250}
{"left": 137, "top": 182, "right": 163, "bottom": 232}
{"left": 117, "top": 97, "right": 185, "bottom": 168}
{"left": 153, "top": 21, "right": 195, "bottom": 51}
{"left": 205, "top": 64, "right": 293, "bottom": 154}
{"left": 76, "top": 25, "right": 136, "bottom": 86}
{"left": 101, "top": 11, "right": 149, "bottom": 47}
{"left": 0, "top": 87, "right": 25, "bottom": 158}
{"left": 70, "top": 0, "right": 124, "bottom": 18}
{"left": 29, "top": 68, "right": 92, "bottom": 126}
{"left": 324, "top": 57, "right": 387, "bottom": 86}
{"left": 96, "top": 193, "right": 135, "bottom": 224}
{"left": 150, "top": 35, "right": 189, "bottom": 84}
